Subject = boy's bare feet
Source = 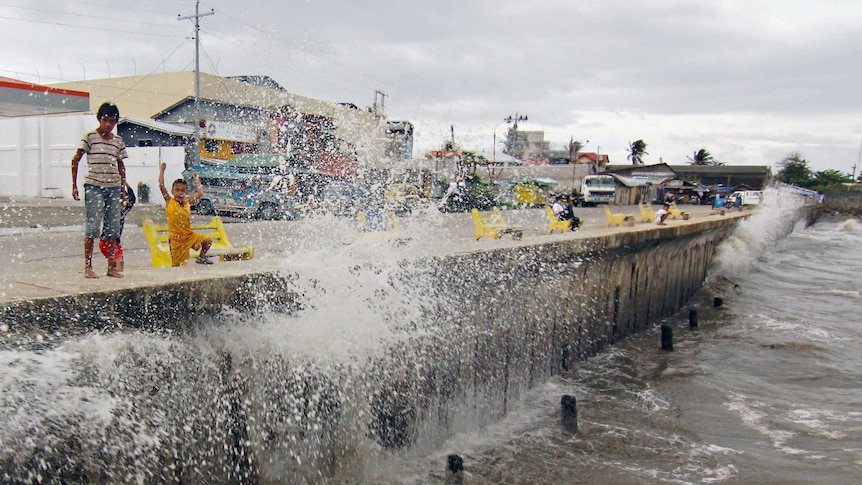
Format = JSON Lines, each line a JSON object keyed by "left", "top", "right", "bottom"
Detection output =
{"left": 107, "top": 261, "right": 123, "bottom": 278}
{"left": 85, "top": 267, "right": 98, "bottom": 279}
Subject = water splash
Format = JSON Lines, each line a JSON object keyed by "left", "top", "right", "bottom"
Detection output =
{"left": 838, "top": 218, "right": 862, "bottom": 232}
{"left": 710, "top": 185, "right": 809, "bottom": 277}
{"left": 0, "top": 200, "right": 729, "bottom": 482}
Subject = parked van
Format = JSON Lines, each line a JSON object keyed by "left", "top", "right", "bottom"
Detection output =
{"left": 729, "top": 190, "right": 763, "bottom": 207}
{"left": 186, "top": 154, "right": 328, "bottom": 220}
{"left": 185, "top": 165, "right": 284, "bottom": 219}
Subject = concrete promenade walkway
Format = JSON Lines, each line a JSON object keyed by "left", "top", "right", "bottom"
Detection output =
{"left": 0, "top": 196, "right": 737, "bottom": 305}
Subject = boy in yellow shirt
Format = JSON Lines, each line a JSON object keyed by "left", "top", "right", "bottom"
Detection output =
{"left": 158, "top": 162, "right": 213, "bottom": 266}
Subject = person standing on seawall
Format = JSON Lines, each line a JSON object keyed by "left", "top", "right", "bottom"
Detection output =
{"left": 71, "top": 102, "right": 128, "bottom": 279}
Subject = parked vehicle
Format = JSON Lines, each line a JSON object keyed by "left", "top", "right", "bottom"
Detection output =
{"left": 186, "top": 154, "right": 328, "bottom": 220}
{"left": 577, "top": 174, "right": 616, "bottom": 205}
{"left": 729, "top": 190, "right": 763, "bottom": 207}
{"left": 319, "top": 181, "right": 370, "bottom": 217}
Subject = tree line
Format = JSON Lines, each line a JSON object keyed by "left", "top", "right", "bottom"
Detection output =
{"left": 447, "top": 128, "right": 860, "bottom": 193}
{"left": 626, "top": 141, "right": 858, "bottom": 193}
{"left": 774, "top": 152, "right": 858, "bottom": 193}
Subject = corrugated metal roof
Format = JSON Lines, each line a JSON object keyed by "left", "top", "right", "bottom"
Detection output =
{"left": 609, "top": 174, "right": 660, "bottom": 187}
{"left": 669, "top": 165, "right": 771, "bottom": 174}
{"left": 118, "top": 116, "right": 194, "bottom": 136}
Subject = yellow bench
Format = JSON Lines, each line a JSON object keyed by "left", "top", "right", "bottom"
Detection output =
{"left": 638, "top": 202, "right": 657, "bottom": 223}
{"left": 545, "top": 206, "right": 572, "bottom": 233}
{"left": 142, "top": 216, "right": 255, "bottom": 268}
{"left": 472, "top": 208, "right": 523, "bottom": 240}
{"left": 668, "top": 201, "right": 691, "bottom": 220}
{"left": 603, "top": 205, "right": 635, "bottom": 227}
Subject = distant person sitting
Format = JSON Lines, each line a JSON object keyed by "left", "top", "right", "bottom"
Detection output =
{"left": 158, "top": 162, "right": 213, "bottom": 266}
{"left": 655, "top": 203, "right": 670, "bottom": 225}
{"left": 552, "top": 196, "right": 580, "bottom": 231}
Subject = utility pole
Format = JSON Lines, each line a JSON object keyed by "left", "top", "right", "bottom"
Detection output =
{"left": 571, "top": 138, "right": 588, "bottom": 191}
{"left": 493, "top": 113, "right": 527, "bottom": 163}
{"left": 855, "top": 139, "right": 862, "bottom": 181}
{"left": 373, "top": 90, "right": 387, "bottom": 116}
{"left": 179, "top": 0, "right": 214, "bottom": 166}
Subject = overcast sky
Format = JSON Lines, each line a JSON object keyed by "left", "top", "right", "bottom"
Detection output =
{"left": 3, "top": 0, "right": 861, "bottom": 174}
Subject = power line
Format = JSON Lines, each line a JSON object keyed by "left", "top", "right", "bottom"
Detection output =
{"left": 178, "top": 0, "right": 214, "bottom": 166}
{"left": 198, "top": 4, "right": 390, "bottom": 100}
{"left": 0, "top": 44, "right": 196, "bottom": 84}
{"left": 0, "top": 14, "right": 185, "bottom": 37}
{"left": 111, "top": 40, "right": 190, "bottom": 102}
{"left": 1, "top": 0, "right": 188, "bottom": 16}
{"left": 199, "top": 26, "right": 380, "bottom": 105}
{"left": 0, "top": 3, "right": 187, "bottom": 29}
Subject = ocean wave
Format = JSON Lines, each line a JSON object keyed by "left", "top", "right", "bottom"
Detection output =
{"left": 838, "top": 219, "right": 862, "bottom": 232}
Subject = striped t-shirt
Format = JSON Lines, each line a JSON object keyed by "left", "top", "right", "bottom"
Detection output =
{"left": 79, "top": 130, "right": 127, "bottom": 187}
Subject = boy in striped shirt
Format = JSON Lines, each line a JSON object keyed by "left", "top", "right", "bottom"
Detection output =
{"left": 71, "top": 102, "right": 128, "bottom": 278}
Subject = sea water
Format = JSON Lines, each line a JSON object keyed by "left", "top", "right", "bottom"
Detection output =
{"left": 404, "top": 216, "right": 862, "bottom": 484}
{"left": 3, "top": 194, "right": 857, "bottom": 484}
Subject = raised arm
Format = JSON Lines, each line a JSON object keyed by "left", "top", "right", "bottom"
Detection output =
{"left": 187, "top": 172, "right": 205, "bottom": 205}
{"left": 158, "top": 162, "right": 171, "bottom": 203}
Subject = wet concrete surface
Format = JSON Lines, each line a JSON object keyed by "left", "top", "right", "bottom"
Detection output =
{"left": 0, "top": 196, "right": 737, "bottom": 305}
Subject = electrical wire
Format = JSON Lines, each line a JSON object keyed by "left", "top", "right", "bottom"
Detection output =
{"left": 0, "top": 14, "right": 184, "bottom": 37}
{"left": 0, "top": 3, "right": 188, "bottom": 29}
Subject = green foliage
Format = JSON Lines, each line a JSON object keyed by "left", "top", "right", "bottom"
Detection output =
{"left": 461, "top": 151, "right": 489, "bottom": 172}
{"left": 570, "top": 139, "right": 586, "bottom": 156}
{"left": 688, "top": 148, "right": 724, "bottom": 166}
{"left": 775, "top": 152, "right": 855, "bottom": 191}
{"left": 504, "top": 126, "right": 526, "bottom": 159}
{"left": 439, "top": 172, "right": 495, "bottom": 212}
{"left": 775, "top": 152, "right": 814, "bottom": 187}
{"left": 810, "top": 169, "right": 855, "bottom": 192}
{"left": 627, "top": 139, "right": 648, "bottom": 165}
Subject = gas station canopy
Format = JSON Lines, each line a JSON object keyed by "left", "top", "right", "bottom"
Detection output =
{"left": 0, "top": 76, "right": 90, "bottom": 117}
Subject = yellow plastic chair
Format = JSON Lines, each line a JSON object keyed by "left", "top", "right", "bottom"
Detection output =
{"left": 546, "top": 206, "right": 571, "bottom": 234}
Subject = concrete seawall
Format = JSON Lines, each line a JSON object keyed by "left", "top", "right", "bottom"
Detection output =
{"left": 823, "top": 190, "right": 862, "bottom": 216}
{"left": 0, "top": 208, "right": 817, "bottom": 483}
{"left": 368, "top": 215, "right": 739, "bottom": 448}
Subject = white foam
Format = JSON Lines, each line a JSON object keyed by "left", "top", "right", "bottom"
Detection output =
{"left": 838, "top": 219, "right": 862, "bottom": 232}
{"left": 712, "top": 185, "right": 807, "bottom": 278}
{"left": 636, "top": 385, "right": 671, "bottom": 413}
{"left": 725, "top": 392, "right": 809, "bottom": 456}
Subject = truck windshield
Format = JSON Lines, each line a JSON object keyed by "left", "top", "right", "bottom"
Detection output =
{"left": 586, "top": 177, "right": 614, "bottom": 187}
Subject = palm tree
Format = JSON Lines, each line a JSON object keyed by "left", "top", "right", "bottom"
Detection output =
{"left": 568, "top": 138, "right": 586, "bottom": 162}
{"left": 627, "top": 139, "right": 648, "bottom": 165}
{"left": 688, "top": 148, "right": 712, "bottom": 165}
{"left": 687, "top": 148, "right": 724, "bottom": 165}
